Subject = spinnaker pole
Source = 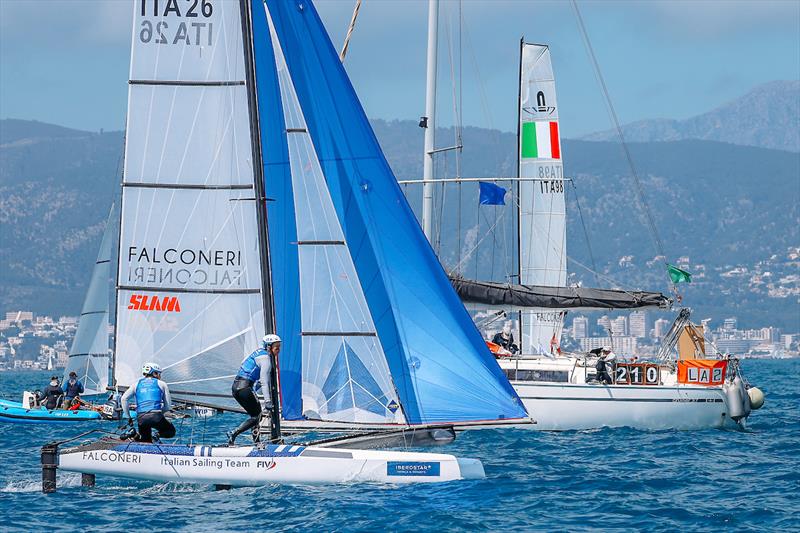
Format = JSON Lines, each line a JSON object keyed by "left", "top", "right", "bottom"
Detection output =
{"left": 421, "top": 0, "right": 439, "bottom": 240}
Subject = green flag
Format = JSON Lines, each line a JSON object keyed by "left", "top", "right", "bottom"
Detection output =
{"left": 667, "top": 264, "right": 692, "bottom": 284}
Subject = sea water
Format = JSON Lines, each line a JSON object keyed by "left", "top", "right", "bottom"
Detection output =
{"left": 1, "top": 359, "right": 798, "bottom": 531}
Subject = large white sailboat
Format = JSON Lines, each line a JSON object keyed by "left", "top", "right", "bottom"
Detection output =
{"left": 409, "top": 4, "right": 763, "bottom": 431}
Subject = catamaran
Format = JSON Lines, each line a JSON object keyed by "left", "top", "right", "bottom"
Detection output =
{"left": 43, "top": 0, "right": 533, "bottom": 489}
{"left": 405, "top": 2, "right": 764, "bottom": 431}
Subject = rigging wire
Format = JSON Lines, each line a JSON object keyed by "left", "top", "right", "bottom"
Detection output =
{"left": 569, "top": 179, "right": 600, "bottom": 284}
{"left": 570, "top": 0, "right": 669, "bottom": 269}
{"left": 339, "top": 0, "right": 362, "bottom": 62}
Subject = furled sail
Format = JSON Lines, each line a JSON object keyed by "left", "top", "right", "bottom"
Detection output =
{"left": 450, "top": 276, "right": 672, "bottom": 310}
{"left": 517, "top": 42, "right": 567, "bottom": 354}
{"left": 262, "top": 0, "right": 526, "bottom": 424}
{"left": 64, "top": 207, "right": 114, "bottom": 396}
{"left": 114, "top": 0, "right": 266, "bottom": 407}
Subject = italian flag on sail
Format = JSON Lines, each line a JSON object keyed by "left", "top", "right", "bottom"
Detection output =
{"left": 521, "top": 121, "right": 561, "bottom": 159}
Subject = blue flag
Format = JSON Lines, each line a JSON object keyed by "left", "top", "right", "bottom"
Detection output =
{"left": 479, "top": 182, "right": 506, "bottom": 205}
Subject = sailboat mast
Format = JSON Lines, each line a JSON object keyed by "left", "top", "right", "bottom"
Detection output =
{"left": 421, "top": 0, "right": 439, "bottom": 240}
{"left": 239, "top": 0, "right": 281, "bottom": 443}
{"left": 515, "top": 37, "right": 524, "bottom": 351}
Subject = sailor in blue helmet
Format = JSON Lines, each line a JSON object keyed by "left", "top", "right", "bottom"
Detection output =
{"left": 62, "top": 371, "right": 84, "bottom": 409}
{"left": 121, "top": 362, "right": 176, "bottom": 443}
{"left": 228, "top": 334, "right": 280, "bottom": 445}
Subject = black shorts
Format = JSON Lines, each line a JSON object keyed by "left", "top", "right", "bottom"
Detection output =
{"left": 137, "top": 411, "right": 176, "bottom": 443}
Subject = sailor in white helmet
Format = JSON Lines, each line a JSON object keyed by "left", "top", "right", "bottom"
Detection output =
{"left": 121, "top": 362, "right": 175, "bottom": 443}
{"left": 228, "top": 334, "right": 281, "bottom": 445}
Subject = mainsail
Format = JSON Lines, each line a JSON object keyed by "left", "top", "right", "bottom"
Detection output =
{"left": 517, "top": 42, "right": 567, "bottom": 355}
{"left": 64, "top": 207, "right": 114, "bottom": 396}
{"left": 113, "top": 0, "right": 525, "bottom": 425}
{"left": 114, "top": 0, "right": 267, "bottom": 407}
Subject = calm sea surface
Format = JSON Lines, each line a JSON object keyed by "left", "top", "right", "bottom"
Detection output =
{"left": 1, "top": 359, "right": 798, "bottom": 531}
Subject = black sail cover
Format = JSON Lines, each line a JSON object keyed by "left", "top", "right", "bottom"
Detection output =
{"left": 450, "top": 277, "right": 672, "bottom": 310}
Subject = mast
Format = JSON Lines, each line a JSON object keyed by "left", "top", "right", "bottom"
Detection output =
{"left": 421, "top": 0, "right": 439, "bottom": 240}
{"left": 515, "top": 37, "right": 524, "bottom": 352}
{"left": 239, "top": 0, "right": 281, "bottom": 443}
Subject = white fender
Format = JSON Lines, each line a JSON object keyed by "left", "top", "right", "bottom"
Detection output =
{"left": 748, "top": 387, "right": 765, "bottom": 410}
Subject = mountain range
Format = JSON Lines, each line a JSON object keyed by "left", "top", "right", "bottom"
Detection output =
{"left": 1, "top": 81, "right": 798, "bottom": 330}
{"left": 581, "top": 81, "right": 800, "bottom": 152}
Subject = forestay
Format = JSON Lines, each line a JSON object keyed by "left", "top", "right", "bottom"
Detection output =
{"left": 518, "top": 43, "right": 567, "bottom": 355}
{"left": 263, "top": 0, "right": 526, "bottom": 424}
{"left": 114, "top": 0, "right": 265, "bottom": 406}
{"left": 64, "top": 208, "right": 114, "bottom": 396}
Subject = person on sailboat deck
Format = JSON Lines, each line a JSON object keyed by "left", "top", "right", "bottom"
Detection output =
{"left": 228, "top": 334, "right": 280, "bottom": 446}
{"left": 593, "top": 346, "right": 617, "bottom": 384}
{"left": 41, "top": 376, "right": 64, "bottom": 410}
{"left": 121, "top": 363, "right": 175, "bottom": 443}
{"left": 491, "top": 322, "right": 519, "bottom": 355}
{"left": 62, "top": 371, "right": 84, "bottom": 409}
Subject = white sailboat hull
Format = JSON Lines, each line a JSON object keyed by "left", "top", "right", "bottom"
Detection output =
{"left": 57, "top": 440, "right": 484, "bottom": 486}
{"left": 513, "top": 382, "right": 731, "bottom": 430}
{"left": 498, "top": 356, "right": 741, "bottom": 431}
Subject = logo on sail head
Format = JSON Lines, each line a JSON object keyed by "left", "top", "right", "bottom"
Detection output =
{"left": 128, "top": 294, "right": 182, "bottom": 313}
{"left": 522, "top": 90, "right": 556, "bottom": 117}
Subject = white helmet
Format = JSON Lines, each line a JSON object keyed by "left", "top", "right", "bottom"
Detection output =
{"left": 142, "top": 362, "right": 162, "bottom": 376}
{"left": 262, "top": 334, "right": 282, "bottom": 348}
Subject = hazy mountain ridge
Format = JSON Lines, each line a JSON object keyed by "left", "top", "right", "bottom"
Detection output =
{"left": 0, "top": 110, "right": 797, "bottom": 329}
{"left": 581, "top": 81, "right": 800, "bottom": 152}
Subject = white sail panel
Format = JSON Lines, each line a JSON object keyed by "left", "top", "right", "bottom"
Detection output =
{"left": 115, "top": 289, "right": 263, "bottom": 396}
{"left": 125, "top": 85, "right": 253, "bottom": 186}
{"left": 65, "top": 209, "right": 114, "bottom": 395}
{"left": 118, "top": 188, "right": 262, "bottom": 291}
{"left": 117, "top": 0, "right": 265, "bottom": 400}
{"left": 266, "top": 8, "right": 404, "bottom": 424}
{"left": 131, "top": 0, "right": 245, "bottom": 83}
{"left": 518, "top": 43, "right": 567, "bottom": 355}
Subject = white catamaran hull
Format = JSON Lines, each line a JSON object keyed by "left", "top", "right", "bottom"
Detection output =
{"left": 513, "top": 382, "right": 732, "bottom": 431}
{"left": 57, "top": 440, "right": 484, "bottom": 486}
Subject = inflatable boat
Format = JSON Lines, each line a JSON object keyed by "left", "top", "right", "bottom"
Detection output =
{"left": 0, "top": 398, "right": 102, "bottom": 424}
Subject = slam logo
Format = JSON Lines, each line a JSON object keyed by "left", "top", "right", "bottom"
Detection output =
{"left": 128, "top": 294, "right": 181, "bottom": 313}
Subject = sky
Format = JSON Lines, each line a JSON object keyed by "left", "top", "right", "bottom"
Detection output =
{"left": 0, "top": 0, "right": 798, "bottom": 137}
